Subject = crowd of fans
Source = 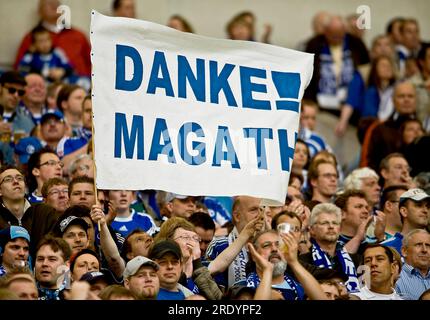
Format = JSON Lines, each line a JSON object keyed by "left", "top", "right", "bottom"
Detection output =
{"left": 0, "top": 0, "right": 429, "bottom": 301}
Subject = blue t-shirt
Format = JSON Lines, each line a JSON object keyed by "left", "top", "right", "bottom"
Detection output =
{"left": 157, "top": 287, "right": 185, "bottom": 300}
{"left": 381, "top": 232, "right": 404, "bottom": 255}
{"left": 111, "top": 208, "right": 159, "bottom": 238}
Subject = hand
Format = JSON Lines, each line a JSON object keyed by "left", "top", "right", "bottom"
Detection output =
{"left": 270, "top": 289, "right": 285, "bottom": 300}
{"left": 279, "top": 232, "right": 298, "bottom": 264}
{"left": 49, "top": 67, "right": 66, "bottom": 80}
{"left": 0, "top": 122, "right": 12, "bottom": 135}
{"left": 189, "top": 239, "right": 201, "bottom": 260}
{"left": 241, "top": 211, "right": 265, "bottom": 238}
{"left": 91, "top": 204, "right": 106, "bottom": 226}
{"left": 335, "top": 120, "right": 348, "bottom": 137}
{"left": 248, "top": 242, "right": 273, "bottom": 274}
{"left": 373, "top": 210, "right": 387, "bottom": 242}
{"left": 261, "top": 24, "right": 272, "bottom": 43}
{"left": 64, "top": 281, "right": 100, "bottom": 300}
{"left": 103, "top": 201, "right": 116, "bottom": 225}
{"left": 356, "top": 216, "right": 373, "bottom": 240}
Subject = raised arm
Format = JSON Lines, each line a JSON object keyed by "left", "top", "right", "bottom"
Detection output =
{"left": 208, "top": 213, "right": 264, "bottom": 275}
{"left": 248, "top": 243, "right": 274, "bottom": 300}
{"left": 90, "top": 204, "right": 125, "bottom": 278}
{"left": 280, "top": 233, "right": 328, "bottom": 300}
{"left": 344, "top": 216, "right": 372, "bottom": 254}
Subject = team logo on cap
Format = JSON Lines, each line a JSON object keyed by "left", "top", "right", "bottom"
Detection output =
{"left": 60, "top": 216, "right": 78, "bottom": 233}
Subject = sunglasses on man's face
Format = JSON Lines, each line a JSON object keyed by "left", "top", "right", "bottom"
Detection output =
{"left": 4, "top": 86, "right": 25, "bottom": 97}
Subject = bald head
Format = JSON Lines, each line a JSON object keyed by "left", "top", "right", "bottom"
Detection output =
{"left": 312, "top": 11, "right": 331, "bottom": 35}
{"left": 393, "top": 82, "right": 416, "bottom": 115}
{"left": 38, "top": 0, "right": 60, "bottom": 24}
{"left": 325, "top": 15, "right": 346, "bottom": 46}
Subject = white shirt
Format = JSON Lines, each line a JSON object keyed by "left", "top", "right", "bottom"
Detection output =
{"left": 351, "top": 286, "right": 403, "bottom": 300}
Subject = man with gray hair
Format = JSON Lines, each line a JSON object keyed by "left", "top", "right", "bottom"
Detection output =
{"left": 396, "top": 229, "right": 430, "bottom": 299}
{"left": 343, "top": 167, "right": 381, "bottom": 209}
{"left": 343, "top": 167, "right": 383, "bottom": 242}
{"left": 299, "top": 203, "right": 360, "bottom": 293}
{"left": 246, "top": 229, "right": 327, "bottom": 300}
{"left": 68, "top": 154, "right": 94, "bottom": 179}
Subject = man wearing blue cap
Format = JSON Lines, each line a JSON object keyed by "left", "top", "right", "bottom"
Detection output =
{"left": 39, "top": 110, "right": 88, "bottom": 167}
{"left": 0, "top": 226, "right": 31, "bottom": 277}
{"left": 39, "top": 110, "right": 66, "bottom": 151}
{"left": 14, "top": 136, "right": 43, "bottom": 166}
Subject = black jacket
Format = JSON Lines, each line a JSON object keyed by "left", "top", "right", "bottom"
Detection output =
{"left": 0, "top": 202, "right": 58, "bottom": 259}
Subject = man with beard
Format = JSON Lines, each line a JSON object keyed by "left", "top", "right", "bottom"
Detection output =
{"left": 123, "top": 255, "right": 160, "bottom": 300}
{"left": 246, "top": 230, "right": 327, "bottom": 300}
{"left": 34, "top": 235, "right": 71, "bottom": 300}
{"left": 382, "top": 188, "right": 430, "bottom": 254}
{"left": 299, "top": 203, "right": 360, "bottom": 293}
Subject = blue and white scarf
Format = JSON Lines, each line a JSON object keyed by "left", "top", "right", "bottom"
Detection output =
{"left": 246, "top": 272, "right": 303, "bottom": 300}
{"left": 227, "top": 227, "right": 248, "bottom": 287}
{"left": 317, "top": 39, "right": 354, "bottom": 109}
{"left": 311, "top": 239, "right": 359, "bottom": 293}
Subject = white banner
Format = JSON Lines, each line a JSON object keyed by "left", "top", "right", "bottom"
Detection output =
{"left": 90, "top": 11, "right": 313, "bottom": 204}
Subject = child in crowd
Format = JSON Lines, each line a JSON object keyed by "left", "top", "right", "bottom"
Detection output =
{"left": 18, "top": 26, "right": 73, "bottom": 82}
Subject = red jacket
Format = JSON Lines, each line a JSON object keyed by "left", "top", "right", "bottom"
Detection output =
{"left": 14, "top": 26, "right": 91, "bottom": 76}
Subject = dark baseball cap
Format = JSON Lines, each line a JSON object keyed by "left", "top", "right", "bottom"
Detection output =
{"left": 226, "top": 284, "right": 256, "bottom": 300}
{"left": 80, "top": 268, "right": 115, "bottom": 285}
{"left": 0, "top": 71, "right": 26, "bottom": 86}
{"left": 57, "top": 215, "right": 89, "bottom": 235}
{"left": 148, "top": 239, "right": 182, "bottom": 261}
{"left": 40, "top": 110, "right": 64, "bottom": 125}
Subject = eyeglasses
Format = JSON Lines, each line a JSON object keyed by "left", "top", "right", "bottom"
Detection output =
{"left": 320, "top": 173, "right": 338, "bottom": 179}
{"left": 174, "top": 235, "right": 201, "bottom": 243}
{"left": 0, "top": 174, "right": 25, "bottom": 185}
{"left": 78, "top": 164, "right": 90, "bottom": 172}
{"left": 315, "top": 221, "right": 341, "bottom": 227}
{"left": 39, "top": 160, "right": 64, "bottom": 168}
{"left": 392, "top": 165, "right": 411, "bottom": 173}
{"left": 4, "top": 86, "right": 25, "bottom": 97}
{"left": 48, "top": 188, "right": 68, "bottom": 197}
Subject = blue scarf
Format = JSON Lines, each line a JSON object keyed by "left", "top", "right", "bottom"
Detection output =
{"left": 311, "top": 239, "right": 359, "bottom": 293}
{"left": 246, "top": 271, "right": 303, "bottom": 300}
{"left": 317, "top": 37, "right": 354, "bottom": 108}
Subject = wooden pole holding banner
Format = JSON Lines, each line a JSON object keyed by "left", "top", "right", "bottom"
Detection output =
{"left": 90, "top": 101, "right": 101, "bottom": 232}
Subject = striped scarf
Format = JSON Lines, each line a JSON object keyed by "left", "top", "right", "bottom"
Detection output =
{"left": 311, "top": 239, "right": 359, "bottom": 292}
{"left": 227, "top": 227, "right": 248, "bottom": 286}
